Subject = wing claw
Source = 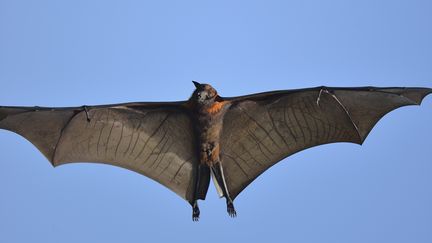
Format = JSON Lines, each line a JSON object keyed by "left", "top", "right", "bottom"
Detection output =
{"left": 82, "top": 106, "right": 91, "bottom": 122}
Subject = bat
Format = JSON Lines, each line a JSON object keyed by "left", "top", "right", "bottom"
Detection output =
{"left": 0, "top": 81, "right": 430, "bottom": 221}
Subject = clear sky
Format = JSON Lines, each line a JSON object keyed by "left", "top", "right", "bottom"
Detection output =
{"left": 0, "top": 0, "right": 431, "bottom": 242}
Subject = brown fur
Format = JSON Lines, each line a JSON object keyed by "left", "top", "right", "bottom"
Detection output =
{"left": 190, "top": 84, "right": 230, "bottom": 166}
{"left": 210, "top": 143, "right": 220, "bottom": 163}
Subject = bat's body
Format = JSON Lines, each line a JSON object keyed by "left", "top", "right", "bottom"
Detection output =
{"left": 189, "top": 82, "right": 235, "bottom": 219}
{"left": 0, "top": 82, "right": 431, "bottom": 221}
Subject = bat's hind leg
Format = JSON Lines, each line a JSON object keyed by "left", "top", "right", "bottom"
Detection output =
{"left": 190, "top": 164, "right": 210, "bottom": 221}
{"left": 212, "top": 162, "right": 237, "bottom": 218}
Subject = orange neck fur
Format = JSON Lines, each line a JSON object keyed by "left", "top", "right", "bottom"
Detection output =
{"left": 206, "top": 101, "right": 227, "bottom": 114}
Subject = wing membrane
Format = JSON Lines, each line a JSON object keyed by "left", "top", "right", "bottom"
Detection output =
{"left": 0, "top": 103, "right": 197, "bottom": 202}
{"left": 220, "top": 87, "right": 432, "bottom": 199}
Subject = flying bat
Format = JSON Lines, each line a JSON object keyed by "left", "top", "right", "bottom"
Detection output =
{"left": 0, "top": 82, "right": 431, "bottom": 221}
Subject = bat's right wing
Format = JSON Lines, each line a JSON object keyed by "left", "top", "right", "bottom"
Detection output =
{"left": 0, "top": 102, "right": 198, "bottom": 202}
{"left": 220, "top": 87, "right": 432, "bottom": 199}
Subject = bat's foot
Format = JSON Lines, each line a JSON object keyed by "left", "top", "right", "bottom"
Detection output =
{"left": 227, "top": 201, "right": 237, "bottom": 218}
{"left": 192, "top": 202, "right": 200, "bottom": 222}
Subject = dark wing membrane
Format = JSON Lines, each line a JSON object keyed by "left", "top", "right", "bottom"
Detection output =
{"left": 0, "top": 102, "right": 197, "bottom": 202}
{"left": 220, "top": 87, "right": 432, "bottom": 199}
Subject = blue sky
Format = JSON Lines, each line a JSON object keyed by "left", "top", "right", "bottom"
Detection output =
{"left": 0, "top": 0, "right": 431, "bottom": 242}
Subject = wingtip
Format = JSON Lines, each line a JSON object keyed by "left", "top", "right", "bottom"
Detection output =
{"left": 397, "top": 87, "right": 432, "bottom": 105}
{"left": 0, "top": 107, "right": 14, "bottom": 123}
{"left": 416, "top": 87, "right": 432, "bottom": 105}
{"left": 0, "top": 107, "right": 27, "bottom": 122}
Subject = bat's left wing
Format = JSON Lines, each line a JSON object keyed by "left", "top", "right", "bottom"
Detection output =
{"left": 219, "top": 87, "right": 432, "bottom": 199}
{"left": 0, "top": 102, "right": 198, "bottom": 202}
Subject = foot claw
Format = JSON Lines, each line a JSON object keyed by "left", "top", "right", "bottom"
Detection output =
{"left": 192, "top": 203, "right": 200, "bottom": 222}
{"left": 227, "top": 201, "right": 237, "bottom": 218}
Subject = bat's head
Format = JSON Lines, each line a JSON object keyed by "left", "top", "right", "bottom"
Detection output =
{"left": 192, "top": 81, "right": 218, "bottom": 105}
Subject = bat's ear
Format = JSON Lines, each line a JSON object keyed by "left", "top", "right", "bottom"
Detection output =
{"left": 192, "top": 81, "right": 201, "bottom": 88}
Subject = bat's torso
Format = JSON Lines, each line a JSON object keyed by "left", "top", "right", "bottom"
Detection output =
{"left": 194, "top": 101, "right": 230, "bottom": 166}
